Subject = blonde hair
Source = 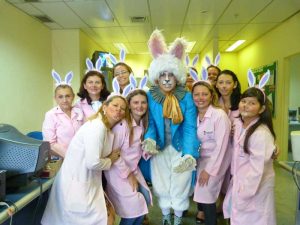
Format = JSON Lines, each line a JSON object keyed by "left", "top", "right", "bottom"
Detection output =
{"left": 89, "top": 95, "right": 130, "bottom": 129}
{"left": 192, "top": 81, "right": 220, "bottom": 108}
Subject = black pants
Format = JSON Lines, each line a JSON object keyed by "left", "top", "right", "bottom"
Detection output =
{"left": 198, "top": 203, "right": 217, "bottom": 225}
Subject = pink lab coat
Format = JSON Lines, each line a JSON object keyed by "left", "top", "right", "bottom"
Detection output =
{"left": 75, "top": 98, "right": 96, "bottom": 120}
{"left": 41, "top": 117, "right": 115, "bottom": 225}
{"left": 223, "top": 118, "right": 276, "bottom": 225}
{"left": 104, "top": 119, "right": 152, "bottom": 218}
{"left": 42, "top": 106, "right": 83, "bottom": 157}
{"left": 193, "top": 105, "right": 231, "bottom": 204}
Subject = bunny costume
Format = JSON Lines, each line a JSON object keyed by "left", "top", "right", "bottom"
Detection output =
{"left": 142, "top": 30, "right": 200, "bottom": 224}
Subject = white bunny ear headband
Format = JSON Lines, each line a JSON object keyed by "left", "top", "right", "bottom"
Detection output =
{"left": 108, "top": 48, "right": 126, "bottom": 65}
{"left": 85, "top": 56, "right": 103, "bottom": 74}
{"left": 51, "top": 70, "right": 74, "bottom": 87}
{"left": 186, "top": 54, "right": 199, "bottom": 68}
{"left": 129, "top": 73, "right": 148, "bottom": 91}
{"left": 247, "top": 69, "right": 270, "bottom": 103}
{"left": 189, "top": 66, "right": 211, "bottom": 88}
{"left": 106, "top": 77, "right": 132, "bottom": 100}
{"left": 205, "top": 52, "right": 221, "bottom": 67}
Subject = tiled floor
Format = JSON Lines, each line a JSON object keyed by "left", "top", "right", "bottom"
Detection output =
{"left": 114, "top": 161, "right": 298, "bottom": 225}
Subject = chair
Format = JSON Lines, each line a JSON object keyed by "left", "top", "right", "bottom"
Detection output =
{"left": 26, "top": 131, "right": 43, "bottom": 140}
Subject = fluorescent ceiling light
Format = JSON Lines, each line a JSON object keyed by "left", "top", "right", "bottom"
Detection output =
{"left": 226, "top": 40, "right": 245, "bottom": 52}
{"left": 113, "top": 43, "right": 129, "bottom": 53}
{"left": 186, "top": 41, "right": 196, "bottom": 53}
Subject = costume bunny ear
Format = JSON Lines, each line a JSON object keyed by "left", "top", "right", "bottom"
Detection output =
{"left": 192, "top": 55, "right": 199, "bottom": 66}
{"left": 201, "top": 66, "right": 208, "bottom": 81}
{"left": 185, "top": 55, "right": 190, "bottom": 66}
{"left": 86, "top": 58, "right": 94, "bottom": 70}
{"left": 148, "top": 29, "right": 167, "bottom": 58}
{"left": 95, "top": 56, "right": 103, "bottom": 71}
{"left": 109, "top": 53, "right": 118, "bottom": 65}
{"left": 64, "top": 71, "right": 74, "bottom": 85}
{"left": 169, "top": 38, "right": 187, "bottom": 60}
{"left": 120, "top": 48, "right": 126, "bottom": 62}
{"left": 259, "top": 70, "right": 270, "bottom": 89}
{"left": 52, "top": 70, "right": 62, "bottom": 85}
{"left": 112, "top": 77, "right": 120, "bottom": 94}
{"left": 214, "top": 53, "right": 221, "bottom": 66}
{"left": 247, "top": 69, "right": 256, "bottom": 87}
{"left": 139, "top": 75, "right": 148, "bottom": 89}
{"left": 122, "top": 84, "right": 132, "bottom": 97}
{"left": 129, "top": 73, "right": 137, "bottom": 88}
{"left": 189, "top": 68, "right": 199, "bottom": 82}
{"left": 205, "top": 55, "right": 211, "bottom": 65}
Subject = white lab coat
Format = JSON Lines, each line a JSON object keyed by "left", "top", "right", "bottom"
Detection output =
{"left": 41, "top": 117, "right": 114, "bottom": 225}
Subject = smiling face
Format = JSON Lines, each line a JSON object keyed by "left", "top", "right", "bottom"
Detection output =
{"left": 83, "top": 75, "right": 103, "bottom": 97}
{"left": 157, "top": 71, "right": 177, "bottom": 94}
{"left": 103, "top": 97, "right": 127, "bottom": 126}
{"left": 207, "top": 66, "right": 220, "bottom": 85}
{"left": 114, "top": 64, "right": 130, "bottom": 88}
{"left": 216, "top": 74, "right": 237, "bottom": 97}
{"left": 192, "top": 84, "right": 212, "bottom": 111}
{"left": 129, "top": 94, "right": 148, "bottom": 120}
{"left": 239, "top": 96, "right": 265, "bottom": 122}
{"left": 55, "top": 86, "right": 74, "bottom": 112}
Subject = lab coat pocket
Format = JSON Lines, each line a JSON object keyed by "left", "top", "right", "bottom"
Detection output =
{"left": 66, "top": 180, "right": 90, "bottom": 213}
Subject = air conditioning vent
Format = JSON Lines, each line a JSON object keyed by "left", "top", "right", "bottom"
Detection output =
{"left": 130, "top": 16, "right": 148, "bottom": 23}
{"left": 34, "top": 15, "right": 54, "bottom": 23}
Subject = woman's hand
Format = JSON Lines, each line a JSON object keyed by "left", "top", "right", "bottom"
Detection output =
{"left": 128, "top": 172, "right": 138, "bottom": 192}
{"left": 198, "top": 170, "right": 210, "bottom": 186}
{"left": 108, "top": 148, "right": 121, "bottom": 164}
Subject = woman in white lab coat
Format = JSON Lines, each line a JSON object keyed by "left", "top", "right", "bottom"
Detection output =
{"left": 41, "top": 95, "right": 128, "bottom": 225}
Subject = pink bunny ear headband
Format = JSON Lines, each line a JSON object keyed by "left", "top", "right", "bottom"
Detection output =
{"left": 85, "top": 56, "right": 103, "bottom": 74}
{"left": 189, "top": 66, "right": 212, "bottom": 88}
{"left": 51, "top": 70, "right": 74, "bottom": 87}
{"left": 106, "top": 77, "right": 132, "bottom": 100}
{"left": 205, "top": 53, "right": 221, "bottom": 67}
{"left": 247, "top": 69, "right": 270, "bottom": 103}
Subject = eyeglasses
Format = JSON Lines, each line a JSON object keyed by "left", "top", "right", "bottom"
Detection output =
{"left": 114, "top": 70, "right": 129, "bottom": 76}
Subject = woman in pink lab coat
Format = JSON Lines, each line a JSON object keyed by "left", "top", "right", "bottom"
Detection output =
{"left": 192, "top": 80, "right": 231, "bottom": 225}
{"left": 105, "top": 89, "right": 152, "bottom": 225}
{"left": 41, "top": 95, "right": 128, "bottom": 225}
{"left": 223, "top": 85, "right": 276, "bottom": 225}
{"left": 42, "top": 71, "right": 83, "bottom": 158}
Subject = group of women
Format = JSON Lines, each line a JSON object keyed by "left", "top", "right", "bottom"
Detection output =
{"left": 40, "top": 53, "right": 276, "bottom": 225}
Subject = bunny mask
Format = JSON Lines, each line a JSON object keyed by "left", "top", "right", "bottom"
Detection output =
{"left": 247, "top": 69, "right": 270, "bottom": 103}
{"left": 52, "top": 70, "right": 74, "bottom": 87}
{"left": 148, "top": 29, "right": 187, "bottom": 86}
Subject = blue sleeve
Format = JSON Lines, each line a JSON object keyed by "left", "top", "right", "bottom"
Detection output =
{"left": 182, "top": 93, "right": 201, "bottom": 158}
{"left": 144, "top": 92, "right": 157, "bottom": 142}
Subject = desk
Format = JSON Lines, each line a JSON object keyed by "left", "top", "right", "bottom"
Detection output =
{"left": 279, "top": 161, "right": 300, "bottom": 225}
{"left": 0, "top": 177, "right": 54, "bottom": 224}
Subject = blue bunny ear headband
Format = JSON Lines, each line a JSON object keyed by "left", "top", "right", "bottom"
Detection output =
{"left": 205, "top": 52, "right": 221, "bottom": 67}
{"left": 129, "top": 73, "right": 148, "bottom": 91}
{"left": 247, "top": 69, "right": 270, "bottom": 103}
{"left": 85, "top": 56, "right": 103, "bottom": 74}
{"left": 108, "top": 48, "right": 126, "bottom": 65}
{"left": 185, "top": 54, "right": 199, "bottom": 68}
{"left": 106, "top": 77, "right": 132, "bottom": 100}
{"left": 51, "top": 70, "right": 74, "bottom": 86}
{"left": 189, "top": 66, "right": 212, "bottom": 88}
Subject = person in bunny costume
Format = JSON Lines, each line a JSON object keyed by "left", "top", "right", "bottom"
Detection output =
{"left": 142, "top": 29, "right": 200, "bottom": 225}
{"left": 104, "top": 75, "right": 152, "bottom": 225}
{"left": 223, "top": 69, "right": 276, "bottom": 225}
{"left": 42, "top": 70, "right": 83, "bottom": 158}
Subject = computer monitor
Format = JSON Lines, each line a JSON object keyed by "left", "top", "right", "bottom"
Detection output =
{"left": 0, "top": 124, "right": 50, "bottom": 190}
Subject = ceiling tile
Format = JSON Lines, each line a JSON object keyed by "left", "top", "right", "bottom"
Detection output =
{"left": 210, "top": 24, "right": 246, "bottom": 40}
{"left": 92, "top": 27, "right": 127, "bottom": 43}
{"left": 127, "top": 42, "right": 148, "bottom": 54}
{"left": 182, "top": 24, "right": 213, "bottom": 41}
{"left": 252, "top": 0, "right": 300, "bottom": 23}
{"left": 233, "top": 23, "right": 278, "bottom": 40}
{"left": 218, "top": 0, "right": 272, "bottom": 24}
{"left": 122, "top": 25, "right": 153, "bottom": 42}
{"left": 106, "top": 0, "right": 149, "bottom": 26}
{"left": 44, "top": 22, "right": 63, "bottom": 29}
{"left": 32, "top": 2, "right": 88, "bottom": 28}
{"left": 185, "top": 0, "right": 231, "bottom": 25}
{"left": 10, "top": 3, "right": 44, "bottom": 16}
{"left": 149, "top": 0, "right": 189, "bottom": 25}
{"left": 66, "top": 0, "right": 118, "bottom": 27}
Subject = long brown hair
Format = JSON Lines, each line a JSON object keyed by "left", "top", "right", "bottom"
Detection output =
{"left": 126, "top": 89, "right": 148, "bottom": 146}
